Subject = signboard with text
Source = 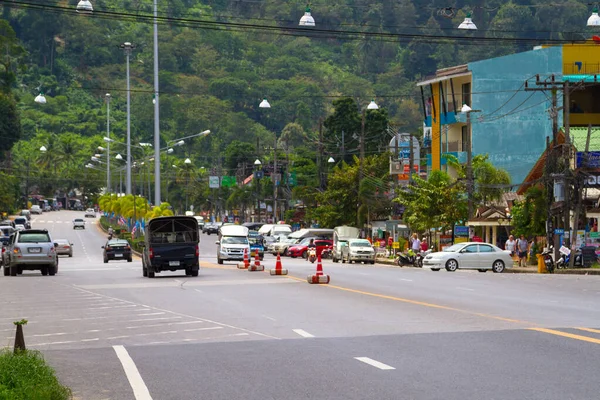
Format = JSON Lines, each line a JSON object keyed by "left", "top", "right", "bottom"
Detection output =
{"left": 454, "top": 226, "right": 469, "bottom": 243}
{"left": 209, "top": 176, "right": 220, "bottom": 189}
{"left": 576, "top": 152, "right": 600, "bottom": 168}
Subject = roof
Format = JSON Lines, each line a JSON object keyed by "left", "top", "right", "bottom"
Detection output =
{"left": 569, "top": 127, "right": 600, "bottom": 151}
{"left": 517, "top": 131, "right": 566, "bottom": 195}
{"left": 417, "top": 65, "right": 471, "bottom": 87}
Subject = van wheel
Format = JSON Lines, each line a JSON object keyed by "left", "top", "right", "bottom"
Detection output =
{"left": 142, "top": 265, "right": 148, "bottom": 277}
{"left": 217, "top": 257, "right": 223, "bottom": 265}
{"left": 148, "top": 269, "right": 155, "bottom": 278}
{"left": 190, "top": 269, "right": 199, "bottom": 277}
{"left": 3, "top": 267, "right": 9, "bottom": 276}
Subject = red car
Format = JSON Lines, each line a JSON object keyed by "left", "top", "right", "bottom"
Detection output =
{"left": 287, "top": 238, "right": 333, "bottom": 259}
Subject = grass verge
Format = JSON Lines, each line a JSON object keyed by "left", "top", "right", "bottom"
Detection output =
{"left": 0, "top": 349, "right": 72, "bottom": 399}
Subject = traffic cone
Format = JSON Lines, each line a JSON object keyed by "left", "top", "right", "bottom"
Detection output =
{"left": 270, "top": 252, "right": 288, "bottom": 276}
{"left": 237, "top": 248, "right": 250, "bottom": 269}
{"left": 307, "top": 254, "right": 330, "bottom": 284}
{"left": 249, "top": 249, "right": 264, "bottom": 271}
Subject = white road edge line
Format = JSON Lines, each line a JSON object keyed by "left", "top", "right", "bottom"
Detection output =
{"left": 293, "top": 329, "right": 315, "bottom": 338}
{"left": 113, "top": 345, "right": 153, "bottom": 400}
{"left": 354, "top": 357, "right": 395, "bottom": 370}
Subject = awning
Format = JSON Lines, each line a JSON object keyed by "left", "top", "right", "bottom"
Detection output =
{"left": 416, "top": 72, "right": 472, "bottom": 87}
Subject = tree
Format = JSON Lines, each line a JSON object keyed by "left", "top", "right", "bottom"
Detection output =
{"left": 0, "top": 93, "right": 22, "bottom": 158}
{"left": 510, "top": 186, "right": 547, "bottom": 238}
{"left": 395, "top": 170, "right": 467, "bottom": 233}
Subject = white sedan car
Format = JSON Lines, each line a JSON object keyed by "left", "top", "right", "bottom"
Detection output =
{"left": 422, "top": 242, "right": 513, "bottom": 273}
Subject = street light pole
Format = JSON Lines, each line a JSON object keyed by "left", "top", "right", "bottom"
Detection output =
{"left": 461, "top": 104, "right": 481, "bottom": 221}
{"left": 153, "top": 0, "right": 161, "bottom": 207}
{"left": 105, "top": 93, "right": 111, "bottom": 192}
{"left": 121, "top": 42, "right": 134, "bottom": 195}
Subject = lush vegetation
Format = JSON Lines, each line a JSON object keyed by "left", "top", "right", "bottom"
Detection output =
{"left": 0, "top": 0, "right": 590, "bottom": 224}
{"left": 0, "top": 349, "right": 72, "bottom": 399}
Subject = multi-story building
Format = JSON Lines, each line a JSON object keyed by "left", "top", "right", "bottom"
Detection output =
{"left": 417, "top": 41, "right": 600, "bottom": 185}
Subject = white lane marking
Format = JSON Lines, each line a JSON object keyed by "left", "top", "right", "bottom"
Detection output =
{"left": 183, "top": 327, "right": 223, "bottom": 332}
{"left": 293, "top": 329, "right": 315, "bottom": 338}
{"left": 262, "top": 315, "right": 276, "bottom": 321}
{"left": 107, "top": 335, "right": 130, "bottom": 340}
{"left": 354, "top": 357, "right": 396, "bottom": 370}
{"left": 30, "top": 340, "right": 77, "bottom": 346}
{"left": 128, "top": 317, "right": 182, "bottom": 322}
{"left": 32, "top": 332, "right": 68, "bottom": 337}
{"left": 136, "top": 312, "right": 165, "bottom": 316}
{"left": 400, "top": 278, "right": 413, "bottom": 282}
{"left": 81, "top": 338, "right": 99, "bottom": 342}
{"left": 113, "top": 345, "right": 153, "bottom": 400}
{"left": 456, "top": 287, "right": 475, "bottom": 292}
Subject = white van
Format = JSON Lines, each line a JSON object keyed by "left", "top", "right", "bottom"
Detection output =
{"left": 216, "top": 225, "right": 249, "bottom": 264}
{"left": 258, "top": 224, "right": 292, "bottom": 237}
{"left": 332, "top": 226, "right": 360, "bottom": 263}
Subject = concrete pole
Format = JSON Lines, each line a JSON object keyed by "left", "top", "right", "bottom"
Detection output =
{"left": 121, "top": 42, "right": 133, "bottom": 195}
{"left": 273, "top": 135, "right": 277, "bottom": 223}
{"left": 105, "top": 93, "right": 111, "bottom": 193}
{"left": 153, "top": 0, "right": 161, "bottom": 206}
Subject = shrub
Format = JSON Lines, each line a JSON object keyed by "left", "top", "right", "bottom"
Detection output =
{"left": 0, "top": 349, "right": 72, "bottom": 399}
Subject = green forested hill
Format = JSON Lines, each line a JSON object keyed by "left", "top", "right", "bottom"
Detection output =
{"left": 0, "top": 0, "right": 596, "bottom": 215}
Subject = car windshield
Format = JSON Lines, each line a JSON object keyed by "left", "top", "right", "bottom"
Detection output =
{"left": 18, "top": 233, "right": 50, "bottom": 243}
{"left": 248, "top": 236, "right": 262, "bottom": 245}
{"left": 55, "top": 239, "right": 69, "bottom": 244}
{"left": 222, "top": 236, "right": 248, "bottom": 245}
{"left": 74, "top": 219, "right": 84, "bottom": 222}
{"left": 350, "top": 241, "right": 371, "bottom": 247}
{"left": 299, "top": 238, "right": 314, "bottom": 245}
{"left": 443, "top": 244, "right": 466, "bottom": 252}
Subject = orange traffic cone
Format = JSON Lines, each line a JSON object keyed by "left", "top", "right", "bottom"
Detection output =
{"left": 270, "top": 252, "right": 288, "bottom": 276}
{"left": 307, "top": 254, "right": 329, "bottom": 284}
{"left": 249, "top": 248, "right": 264, "bottom": 271}
{"left": 237, "top": 248, "right": 250, "bottom": 269}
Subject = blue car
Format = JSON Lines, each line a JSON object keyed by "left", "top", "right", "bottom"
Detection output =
{"left": 248, "top": 231, "right": 265, "bottom": 260}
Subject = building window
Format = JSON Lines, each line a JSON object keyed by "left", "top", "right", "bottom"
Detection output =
{"left": 461, "top": 125, "right": 468, "bottom": 152}
{"left": 462, "top": 83, "right": 471, "bottom": 106}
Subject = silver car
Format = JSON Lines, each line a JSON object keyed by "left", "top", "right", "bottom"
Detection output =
{"left": 4, "top": 229, "right": 58, "bottom": 276}
{"left": 342, "top": 239, "right": 376, "bottom": 264}
{"left": 54, "top": 239, "right": 73, "bottom": 257}
{"left": 73, "top": 218, "right": 86, "bottom": 229}
{"left": 423, "top": 242, "right": 513, "bottom": 273}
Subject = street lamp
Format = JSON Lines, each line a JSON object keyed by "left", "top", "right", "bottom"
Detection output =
{"left": 461, "top": 104, "right": 481, "bottom": 220}
{"left": 120, "top": 41, "right": 135, "bottom": 195}
{"left": 328, "top": 157, "right": 335, "bottom": 163}
{"left": 34, "top": 92, "right": 47, "bottom": 104}
{"left": 458, "top": 12, "right": 477, "bottom": 30}
{"left": 254, "top": 159, "right": 262, "bottom": 222}
{"left": 76, "top": 0, "right": 93, "bottom": 14}
{"left": 299, "top": 4, "right": 315, "bottom": 27}
{"left": 588, "top": 7, "right": 600, "bottom": 26}
{"left": 39, "top": 146, "right": 47, "bottom": 152}
{"left": 105, "top": 93, "right": 111, "bottom": 193}
{"left": 357, "top": 99, "right": 379, "bottom": 227}
{"left": 259, "top": 98, "right": 271, "bottom": 109}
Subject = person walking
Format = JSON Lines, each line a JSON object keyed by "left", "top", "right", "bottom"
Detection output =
{"left": 517, "top": 235, "right": 529, "bottom": 267}
{"left": 410, "top": 233, "right": 421, "bottom": 252}
{"left": 505, "top": 235, "right": 516, "bottom": 257}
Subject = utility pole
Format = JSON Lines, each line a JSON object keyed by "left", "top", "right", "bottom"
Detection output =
{"left": 273, "top": 135, "right": 278, "bottom": 223}
{"left": 408, "top": 134, "right": 414, "bottom": 184}
{"left": 466, "top": 111, "right": 473, "bottom": 220}
{"left": 358, "top": 110, "right": 365, "bottom": 228}
{"left": 569, "top": 124, "right": 591, "bottom": 268}
{"left": 318, "top": 119, "right": 324, "bottom": 190}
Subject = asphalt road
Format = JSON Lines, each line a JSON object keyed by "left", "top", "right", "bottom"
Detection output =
{"left": 2, "top": 211, "right": 600, "bottom": 399}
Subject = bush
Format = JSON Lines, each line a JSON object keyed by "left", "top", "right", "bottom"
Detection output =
{"left": 0, "top": 349, "right": 72, "bottom": 399}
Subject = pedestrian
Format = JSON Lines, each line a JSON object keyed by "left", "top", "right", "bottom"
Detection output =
{"left": 420, "top": 237, "right": 429, "bottom": 252}
{"left": 410, "top": 233, "right": 421, "bottom": 253}
{"left": 517, "top": 235, "right": 529, "bottom": 267}
{"left": 505, "top": 235, "right": 516, "bottom": 257}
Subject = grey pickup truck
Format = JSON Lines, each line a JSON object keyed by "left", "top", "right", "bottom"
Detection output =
{"left": 141, "top": 216, "right": 199, "bottom": 278}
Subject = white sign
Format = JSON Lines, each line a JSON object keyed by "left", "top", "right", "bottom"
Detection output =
{"left": 209, "top": 176, "right": 220, "bottom": 189}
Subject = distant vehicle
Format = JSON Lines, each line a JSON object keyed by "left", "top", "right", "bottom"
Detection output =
{"left": 422, "top": 242, "right": 513, "bottom": 273}
{"left": 288, "top": 228, "right": 334, "bottom": 240}
{"left": 30, "top": 205, "right": 43, "bottom": 215}
{"left": 14, "top": 224, "right": 26, "bottom": 232}
{"left": 248, "top": 231, "right": 265, "bottom": 260}
{"left": 271, "top": 237, "right": 301, "bottom": 256}
{"left": 287, "top": 238, "right": 333, "bottom": 259}
{"left": 40, "top": 199, "right": 50, "bottom": 211}
{"left": 4, "top": 229, "right": 58, "bottom": 276}
{"left": 102, "top": 238, "right": 132, "bottom": 263}
{"left": 242, "top": 222, "right": 263, "bottom": 232}
{"left": 332, "top": 226, "right": 361, "bottom": 263}
{"left": 54, "top": 239, "right": 73, "bottom": 257}
{"left": 73, "top": 218, "right": 86, "bottom": 229}
{"left": 258, "top": 223, "right": 293, "bottom": 237}
{"left": 203, "top": 222, "right": 221, "bottom": 235}
{"left": 141, "top": 216, "right": 200, "bottom": 278}
{"left": 84, "top": 208, "right": 96, "bottom": 218}
{"left": 341, "top": 238, "right": 375, "bottom": 264}
{"left": 0, "top": 220, "right": 15, "bottom": 228}
{"left": 216, "top": 225, "right": 249, "bottom": 264}
{"left": 14, "top": 217, "right": 31, "bottom": 230}
{"left": 20, "top": 210, "right": 31, "bottom": 221}
{"left": 194, "top": 216, "right": 205, "bottom": 230}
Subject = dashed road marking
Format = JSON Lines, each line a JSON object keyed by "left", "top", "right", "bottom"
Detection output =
{"left": 293, "top": 329, "right": 315, "bottom": 338}
{"left": 354, "top": 357, "right": 395, "bottom": 370}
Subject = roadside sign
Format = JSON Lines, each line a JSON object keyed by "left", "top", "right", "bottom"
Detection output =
{"left": 209, "top": 176, "right": 220, "bottom": 189}
{"left": 554, "top": 228, "right": 564, "bottom": 235}
{"left": 392, "top": 242, "right": 399, "bottom": 249}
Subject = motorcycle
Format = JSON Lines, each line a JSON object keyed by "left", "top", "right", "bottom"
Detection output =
{"left": 307, "top": 247, "right": 317, "bottom": 263}
{"left": 541, "top": 247, "right": 554, "bottom": 273}
{"left": 107, "top": 233, "right": 113, "bottom": 240}
{"left": 397, "top": 249, "right": 417, "bottom": 267}
{"left": 415, "top": 249, "right": 433, "bottom": 268}
{"left": 320, "top": 247, "right": 332, "bottom": 259}
{"left": 555, "top": 246, "right": 582, "bottom": 269}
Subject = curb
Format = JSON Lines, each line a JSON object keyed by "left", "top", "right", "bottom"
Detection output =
{"left": 374, "top": 258, "right": 600, "bottom": 275}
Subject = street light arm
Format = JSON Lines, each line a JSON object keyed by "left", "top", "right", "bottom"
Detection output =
{"left": 167, "top": 130, "right": 211, "bottom": 144}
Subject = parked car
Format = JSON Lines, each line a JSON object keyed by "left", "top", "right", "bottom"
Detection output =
{"left": 14, "top": 224, "right": 26, "bottom": 232}
{"left": 287, "top": 238, "right": 333, "bottom": 259}
{"left": 341, "top": 238, "right": 376, "bottom": 264}
{"left": 30, "top": 205, "right": 43, "bottom": 215}
{"left": 73, "top": 218, "right": 86, "bottom": 229}
{"left": 271, "top": 237, "right": 301, "bottom": 256}
{"left": 54, "top": 239, "right": 73, "bottom": 257}
{"left": 4, "top": 229, "right": 58, "bottom": 276}
{"left": 422, "top": 242, "right": 513, "bottom": 273}
{"left": 102, "top": 238, "right": 132, "bottom": 263}
{"left": 84, "top": 208, "right": 96, "bottom": 218}
{"left": 14, "top": 217, "right": 31, "bottom": 230}
{"left": 20, "top": 210, "right": 31, "bottom": 221}
{"left": 0, "top": 220, "right": 15, "bottom": 228}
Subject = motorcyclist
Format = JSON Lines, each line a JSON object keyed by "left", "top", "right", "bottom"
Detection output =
{"left": 108, "top": 227, "right": 114, "bottom": 239}
{"left": 307, "top": 239, "right": 316, "bottom": 249}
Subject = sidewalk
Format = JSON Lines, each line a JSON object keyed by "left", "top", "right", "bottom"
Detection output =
{"left": 374, "top": 257, "right": 600, "bottom": 275}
